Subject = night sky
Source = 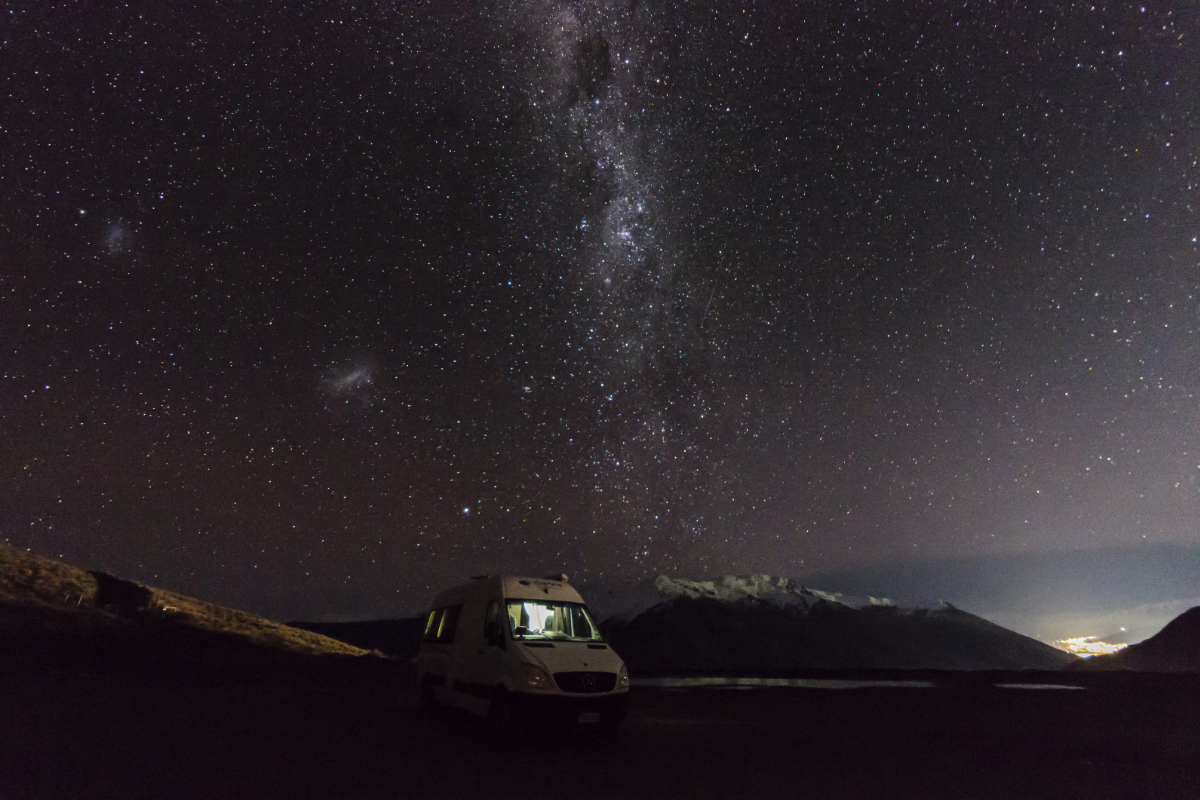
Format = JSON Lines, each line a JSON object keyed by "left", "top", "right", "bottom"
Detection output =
{"left": 3, "top": 2, "right": 1198, "bottom": 624}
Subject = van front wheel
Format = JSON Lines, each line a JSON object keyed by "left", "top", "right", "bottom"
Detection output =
{"left": 488, "top": 688, "right": 519, "bottom": 738}
{"left": 419, "top": 678, "right": 439, "bottom": 714}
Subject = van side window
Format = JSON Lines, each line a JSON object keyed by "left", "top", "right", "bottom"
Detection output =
{"left": 435, "top": 604, "right": 462, "bottom": 642}
{"left": 422, "top": 608, "right": 444, "bottom": 642}
{"left": 484, "top": 601, "right": 505, "bottom": 647}
{"left": 422, "top": 604, "right": 462, "bottom": 643}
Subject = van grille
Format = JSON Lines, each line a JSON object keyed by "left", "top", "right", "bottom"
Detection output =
{"left": 553, "top": 671, "right": 617, "bottom": 693}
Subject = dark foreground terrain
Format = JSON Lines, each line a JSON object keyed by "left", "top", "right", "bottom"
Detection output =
{"left": 1, "top": 666, "right": 1197, "bottom": 800}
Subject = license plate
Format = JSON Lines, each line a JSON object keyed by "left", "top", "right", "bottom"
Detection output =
{"left": 578, "top": 711, "right": 602, "bottom": 724}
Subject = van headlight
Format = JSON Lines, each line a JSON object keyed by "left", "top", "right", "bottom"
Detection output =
{"left": 617, "top": 664, "right": 629, "bottom": 690}
{"left": 521, "top": 663, "right": 553, "bottom": 691}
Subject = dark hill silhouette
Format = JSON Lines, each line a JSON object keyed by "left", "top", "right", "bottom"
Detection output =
{"left": 605, "top": 596, "right": 1076, "bottom": 673}
{"left": 0, "top": 543, "right": 398, "bottom": 686}
{"left": 1080, "top": 606, "right": 1200, "bottom": 672}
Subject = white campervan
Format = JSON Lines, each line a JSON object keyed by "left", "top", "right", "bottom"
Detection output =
{"left": 416, "top": 575, "right": 631, "bottom": 732}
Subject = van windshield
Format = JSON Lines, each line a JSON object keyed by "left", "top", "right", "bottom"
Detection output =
{"left": 506, "top": 600, "right": 603, "bottom": 642}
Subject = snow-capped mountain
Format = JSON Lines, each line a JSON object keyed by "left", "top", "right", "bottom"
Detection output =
{"left": 582, "top": 574, "right": 896, "bottom": 625}
{"left": 579, "top": 574, "right": 1076, "bottom": 672}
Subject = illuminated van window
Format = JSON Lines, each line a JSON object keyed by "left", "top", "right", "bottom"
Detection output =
{"left": 506, "top": 601, "right": 602, "bottom": 642}
{"left": 422, "top": 604, "right": 462, "bottom": 643}
{"left": 422, "top": 608, "right": 443, "bottom": 642}
{"left": 436, "top": 604, "right": 462, "bottom": 642}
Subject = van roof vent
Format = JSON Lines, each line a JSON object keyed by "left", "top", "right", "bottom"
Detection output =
{"left": 545, "top": 573, "right": 569, "bottom": 583}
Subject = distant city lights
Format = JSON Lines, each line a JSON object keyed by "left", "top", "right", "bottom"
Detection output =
{"left": 1053, "top": 636, "right": 1130, "bottom": 658}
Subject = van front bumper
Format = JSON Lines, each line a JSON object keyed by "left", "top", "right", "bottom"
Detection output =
{"left": 512, "top": 691, "right": 632, "bottom": 729}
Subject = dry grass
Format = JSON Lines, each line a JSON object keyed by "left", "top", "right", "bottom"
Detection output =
{"left": 0, "top": 543, "right": 367, "bottom": 658}
{"left": 0, "top": 543, "right": 97, "bottom": 608}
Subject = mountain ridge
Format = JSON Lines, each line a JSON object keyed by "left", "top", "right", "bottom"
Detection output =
{"left": 581, "top": 574, "right": 1076, "bottom": 672}
{"left": 581, "top": 573, "right": 902, "bottom": 626}
{"left": 1076, "top": 606, "right": 1200, "bottom": 672}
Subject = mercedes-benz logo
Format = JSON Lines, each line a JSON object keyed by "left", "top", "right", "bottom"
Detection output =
{"left": 582, "top": 673, "right": 596, "bottom": 690}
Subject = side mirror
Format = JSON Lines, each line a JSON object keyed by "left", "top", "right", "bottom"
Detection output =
{"left": 485, "top": 621, "right": 505, "bottom": 648}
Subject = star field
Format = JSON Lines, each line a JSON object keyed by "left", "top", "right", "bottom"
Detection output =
{"left": 2, "top": 1, "right": 1198, "bottom": 620}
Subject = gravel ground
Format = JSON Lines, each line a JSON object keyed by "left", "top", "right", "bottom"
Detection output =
{"left": 1, "top": 669, "right": 1197, "bottom": 799}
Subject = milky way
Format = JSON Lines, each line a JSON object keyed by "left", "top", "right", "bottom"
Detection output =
{"left": 496, "top": 2, "right": 718, "bottom": 564}
{"left": 2, "top": 2, "right": 1198, "bottom": 621}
